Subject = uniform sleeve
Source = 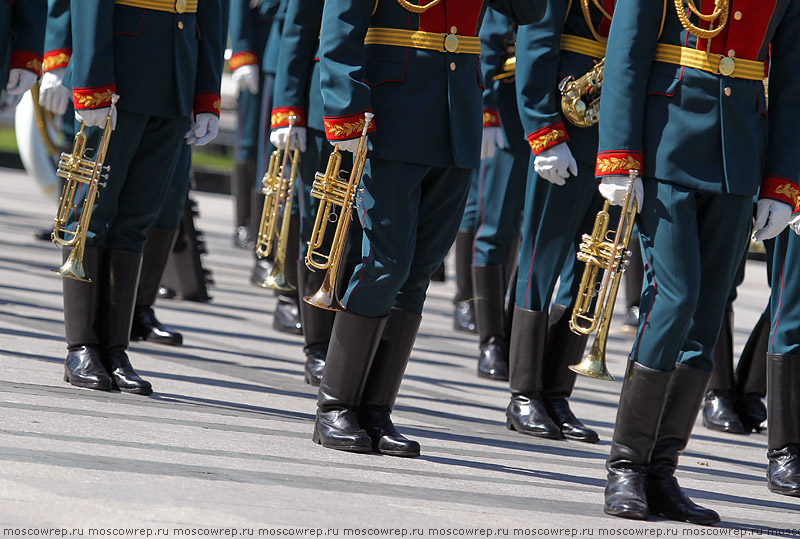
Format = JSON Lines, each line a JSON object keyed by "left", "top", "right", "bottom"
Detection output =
{"left": 479, "top": 8, "right": 509, "bottom": 127}
{"left": 317, "top": 0, "right": 375, "bottom": 141}
{"left": 759, "top": 4, "right": 800, "bottom": 213}
{"left": 514, "top": 1, "right": 570, "bottom": 155}
{"left": 11, "top": 0, "right": 46, "bottom": 77}
{"left": 43, "top": 0, "right": 70, "bottom": 73}
{"left": 69, "top": 0, "right": 115, "bottom": 110}
{"left": 194, "top": 0, "right": 225, "bottom": 117}
{"left": 594, "top": 0, "right": 661, "bottom": 176}
{"left": 487, "top": 0, "right": 545, "bottom": 25}
{"left": 229, "top": 0, "right": 259, "bottom": 71}
{"left": 270, "top": 0, "right": 323, "bottom": 129}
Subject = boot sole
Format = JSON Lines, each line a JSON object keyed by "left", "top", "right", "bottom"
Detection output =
{"left": 702, "top": 416, "right": 746, "bottom": 435}
{"left": 768, "top": 483, "right": 800, "bottom": 497}
{"left": 478, "top": 370, "right": 509, "bottom": 382}
{"left": 651, "top": 509, "right": 720, "bottom": 525}
{"left": 63, "top": 373, "right": 112, "bottom": 392}
{"left": 506, "top": 418, "right": 563, "bottom": 440}
{"left": 118, "top": 387, "right": 154, "bottom": 396}
{"left": 303, "top": 372, "right": 321, "bottom": 387}
{"left": 312, "top": 431, "right": 372, "bottom": 454}
{"left": 604, "top": 507, "right": 648, "bottom": 520}
{"left": 378, "top": 448, "right": 421, "bottom": 458}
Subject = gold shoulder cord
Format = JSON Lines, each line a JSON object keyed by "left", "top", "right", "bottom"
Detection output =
{"left": 396, "top": 0, "right": 444, "bottom": 13}
{"left": 674, "top": 0, "right": 729, "bottom": 50}
{"left": 581, "top": 0, "right": 613, "bottom": 43}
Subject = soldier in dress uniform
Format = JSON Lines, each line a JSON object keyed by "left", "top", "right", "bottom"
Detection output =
{"left": 60, "top": 0, "right": 224, "bottom": 394}
{"left": 470, "top": 9, "right": 527, "bottom": 383}
{"left": 504, "top": 0, "right": 611, "bottom": 445}
{"left": 312, "top": 0, "right": 544, "bottom": 458}
{"left": 229, "top": 0, "right": 271, "bottom": 250}
{"left": 0, "top": 0, "right": 45, "bottom": 113}
{"left": 596, "top": 0, "right": 800, "bottom": 523}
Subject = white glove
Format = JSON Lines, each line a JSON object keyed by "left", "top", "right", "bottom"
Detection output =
{"left": 480, "top": 126, "right": 505, "bottom": 160}
{"left": 185, "top": 113, "right": 219, "bottom": 146}
{"left": 270, "top": 125, "right": 307, "bottom": 152}
{"left": 39, "top": 68, "right": 70, "bottom": 115}
{"left": 232, "top": 64, "right": 260, "bottom": 95}
{"left": 753, "top": 199, "right": 792, "bottom": 242}
{"left": 598, "top": 174, "right": 644, "bottom": 209}
{"left": 533, "top": 142, "right": 578, "bottom": 186}
{"left": 6, "top": 68, "right": 38, "bottom": 95}
{"left": 330, "top": 138, "right": 360, "bottom": 154}
{"left": 76, "top": 107, "right": 117, "bottom": 130}
{"left": 0, "top": 92, "right": 24, "bottom": 113}
{"left": 789, "top": 213, "right": 800, "bottom": 235}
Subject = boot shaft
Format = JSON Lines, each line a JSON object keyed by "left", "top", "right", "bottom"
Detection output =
{"left": 709, "top": 310, "right": 735, "bottom": 392}
{"left": 62, "top": 246, "right": 102, "bottom": 348}
{"left": 454, "top": 229, "right": 475, "bottom": 303}
{"left": 137, "top": 226, "right": 179, "bottom": 309}
{"left": 736, "top": 308, "right": 769, "bottom": 397}
{"left": 472, "top": 265, "right": 508, "bottom": 344}
{"left": 542, "top": 304, "right": 588, "bottom": 397}
{"left": 297, "top": 259, "right": 335, "bottom": 350}
{"left": 508, "top": 306, "right": 548, "bottom": 396}
{"left": 768, "top": 354, "right": 800, "bottom": 451}
{"left": 100, "top": 250, "right": 143, "bottom": 352}
{"left": 233, "top": 158, "right": 256, "bottom": 228}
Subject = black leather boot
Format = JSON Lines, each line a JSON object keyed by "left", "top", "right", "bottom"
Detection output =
{"left": 453, "top": 230, "right": 476, "bottom": 333}
{"left": 62, "top": 246, "right": 112, "bottom": 391}
{"left": 605, "top": 361, "right": 672, "bottom": 520}
{"left": 542, "top": 304, "right": 597, "bottom": 443}
{"left": 298, "top": 260, "right": 335, "bottom": 386}
{"left": 360, "top": 308, "right": 423, "bottom": 457}
{"left": 232, "top": 158, "right": 255, "bottom": 249}
{"left": 273, "top": 292, "right": 303, "bottom": 335}
{"left": 767, "top": 354, "right": 800, "bottom": 497}
{"left": 130, "top": 226, "right": 183, "bottom": 346}
{"left": 99, "top": 250, "right": 152, "bottom": 395}
{"left": 473, "top": 265, "right": 509, "bottom": 381}
{"left": 314, "top": 311, "right": 387, "bottom": 453}
{"left": 506, "top": 306, "right": 561, "bottom": 439}
{"left": 647, "top": 363, "right": 719, "bottom": 524}
{"left": 703, "top": 311, "right": 744, "bottom": 434}
{"left": 736, "top": 308, "right": 769, "bottom": 432}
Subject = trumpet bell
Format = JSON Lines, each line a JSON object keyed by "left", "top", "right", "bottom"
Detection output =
{"left": 569, "top": 353, "right": 614, "bottom": 381}
{"left": 263, "top": 267, "right": 293, "bottom": 291}
{"left": 303, "top": 287, "right": 344, "bottom": 312}
{"left": 53, "top": 256, "right": 90, "bottom": 282}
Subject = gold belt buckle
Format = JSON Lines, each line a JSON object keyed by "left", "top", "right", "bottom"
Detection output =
{"left": 175, "top": 0, "right": 187, "bottom": 13}
{"left": 718, "top": 56, "right": 736, "bottom": 77}
{"left": 444, "top": 34, "right": 459, "bottom": 53}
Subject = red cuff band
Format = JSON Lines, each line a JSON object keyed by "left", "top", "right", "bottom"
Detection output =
{"left": 595, "top": 151, "right": 644, "bottom": 176}
{"left": 73, "top": 85, "right": 116, "bottom": 109}
{"left": 483, "top": 108, "right": 500, "bottom": 127}
{"left": 230, "top": 52, "right": 258, "bottom": 72}
{"left": 527, "top": 122, "right": 569, "bottom": 155}
{"left": 43, "top": 49, "right": 71, "bottom": 72}
{"left": 11, "top": 50, "right": 43, "bottom": 77}
{"left": 761, "top": 175, "right": 800, "bottom": 212}
{"left": 323, "top": 111, "right": 376, "bottom": 141}
{"left": 194, "top": 93, "right": 221, "bottom": 116}
{"left": 270, "top": 107, "right": 307, "bottom": 129}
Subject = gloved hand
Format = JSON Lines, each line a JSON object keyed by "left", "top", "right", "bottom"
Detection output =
{"left": 534, "top": 142, "right": 578, "bottom": 186}
{"left": 185, "top": 113, "right": 219, "bottom": 146}
{"left": 76, "top": 107, "right": 117, "bottom": 129}
{"left": 0, "top": 92, "right": 24, "bottom": 113}
{"left": 39, "top": 68, "right": 70, "bottom": 115}
{"left": 270, "top": 125, "right": 307, "bottom": 152}
{"left": 789, "top": 213, "right": 800, "bottom": 235}
{"left": 232, "top": 64, "right": 260, "bottom": 95}
{"left": 753, "top": 199, "right": 792, "bottom": 241}
{"left": 330, "top": 138, "right": 360, "bottom": 154}
{"left": 480, "top": 126, "right": 505, "bottom": 160}
{"left": 598, "top": 174, "right": 644, "bottom": 209}
{"left": 6, "top": 68, "right": 38, "bottom": 95}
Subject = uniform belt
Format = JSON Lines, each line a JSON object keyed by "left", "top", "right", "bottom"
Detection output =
{"left": 560, "top": 35, "right": 606, "bottom": 59}
{"left": 654, "top": 43, "right": 765, "bottom": 80}
{"left": 116, "top": 0, "right": 197, "bottom": 13}
{"left": 364, "top": 28, "right": 481, "bottom": 55}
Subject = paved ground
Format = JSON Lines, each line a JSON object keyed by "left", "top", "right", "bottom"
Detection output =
{"left": 0, "top": 166, "right": 798, "bottom": 537}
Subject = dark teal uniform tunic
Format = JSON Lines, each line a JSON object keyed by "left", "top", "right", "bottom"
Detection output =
{"left": 43, "top": 0, "right": 75, "bottom": 137}
{"left": 597, "top": 0, "right": 800, "bottom": 372}
{"left": 65, "top": 0, "right": 224, "bottom": 253}
{"left": 318, "top": 0, "right": 544, "bottom": 318}
{"left": 513, "top": 0, "right": 613, "bottom": 313}
{"left": 471, "top": 9, "right": 528, "bottom": 268}
{"left": 1, "top": 0, "right": 45, "bottom": 91}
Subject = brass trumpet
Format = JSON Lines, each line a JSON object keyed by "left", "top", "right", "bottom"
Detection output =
{"left": 304, "top": 112, "right": 373, "bottom": 311}
{"left": 569, "top": 170, "right": 639, "bottom": 380}
{"left": 51, "top": 95, "right": 119, "bottom": 281}
{"left": 254, "top": 116, "right": 301, "bottom": 290}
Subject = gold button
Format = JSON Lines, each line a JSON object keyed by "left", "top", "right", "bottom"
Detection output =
{"left": 734, "top": 10, "right": 742, "bottom": 20}
{"left": 728, "top": 49, "right": 735, "bottom": 57}
{"left": 176, "top": 0, "right": 187, "bottom": 12}
{"left": 449, "top": 62, "right": 456, "bottom": 71}
{"left": 444, "top": 34, "right": 459, "bottom": 53}
{"left": 178, "top": 21, "right": 184, "bottom": 29}
{"left": 724, "top": 87, "right": 732, "bottom": 96}
{"left": 450, "top": 26, "right": 457, "bottom": 34}
{"left": 718, "top": 56, "right": 735, "bottom": 76}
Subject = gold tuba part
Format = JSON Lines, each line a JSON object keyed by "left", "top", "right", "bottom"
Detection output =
{"left": 304, "top": 113, "right": 373, "bottom": 311}
{"left": 559, "top": 58, "right": 604, "bottom": 128}
{"left": 569, "top": 169, "right": 639, "bottom": 381}
{"left": 51, "top": 95, "right": 119, "bottom": 281}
